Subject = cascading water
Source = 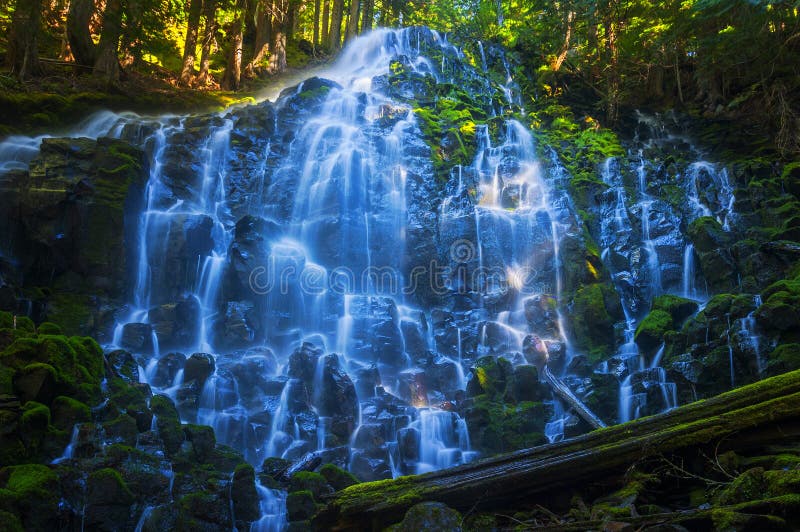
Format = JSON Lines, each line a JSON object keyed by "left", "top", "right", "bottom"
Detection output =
{"left": 0, "top": 24, "right": 760, "bottom": 530}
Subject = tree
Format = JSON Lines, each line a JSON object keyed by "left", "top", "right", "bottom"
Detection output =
{"left": 245, "top": 0, "right": 273, "bottom": 76}
{"left": 198, "top": 0, "right": 218, "bottom": 85}
{"left": 180, "top": 0, "right": 204, "bottom": 84}
{"left": 321, "top": 0, "right": 330, "bottom": 46}
{"left": 6, "top": 0, "right": 42, "bottom": 79}
{"left": 361, "top": 0, "right": 373, "bottom": 32}
{"left": 223, "top": 0, "right": 246, "bottom": 90}
{"left": 94, "top": 0, "right": 124, "bottom": 81}
{"left": 328, "top": 0, "right": 344, "bottom": 50}
{"left": 345, "top": 0, "right": 359, "bottom": 41}
{"left": 66, "top": 0, "right": 96, "bottom": 68}
{"left": 269, "top": 0, "right": 288, "bottom": 72}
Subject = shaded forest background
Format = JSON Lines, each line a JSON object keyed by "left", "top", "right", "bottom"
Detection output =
{"left": 0, "top": 0, "right": 798, "bottom": 157}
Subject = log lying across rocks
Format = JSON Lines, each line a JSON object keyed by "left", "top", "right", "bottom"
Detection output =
{"left": 313, "top": 369, "right": 800, "bottom": 531}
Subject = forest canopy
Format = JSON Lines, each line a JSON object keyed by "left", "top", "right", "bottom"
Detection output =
{"left": 0, "top": 0, "right": 798, "bottom": 155}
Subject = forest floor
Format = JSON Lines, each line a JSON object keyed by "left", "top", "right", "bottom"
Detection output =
{"left": 0, "top": 60, "right": 329, "bottom": 138}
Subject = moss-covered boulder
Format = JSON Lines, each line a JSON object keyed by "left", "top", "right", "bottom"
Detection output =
{"left": 0, "top": 464, "right": 59, "bottom": 530}
{"left": 319, "top": 463, "right": 359, "bottom": 491}
{"left": 289, "top": 471, "right": 334, "bottom": 499}
{"left": 391, "top": 502, "right": 462, "bottom": 531}
{"left": 287, "top": 489, "right": 318, "bottom": 521}
{"left": 570, "top": 283, "right": 621, "bottom": 362}
{"left": 149, "top": 394, "right": 184, "bottom": 456}
{"left": 765, "top": 343, "right": 800, "bottom": 377}
{"left": 635, "top": 309, "right": 674, "bottom": 354}
{"left": 652, "top": 294, "right": 699, "bottom": 324}
{"left": 231, "top": 463, "right": 260, "bottom": 526}
{"left": 85, "top": 468, "right": 135, "bottom": 530}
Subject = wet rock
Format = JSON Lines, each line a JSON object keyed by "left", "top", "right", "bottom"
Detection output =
{"left": 106, "top": 349, "right": 139, "bottom": 383}
{"left": 349, "top": 450, "right": 392, "bottom": 482}
{"left": 85, "top": 468, "right": 134, "bottom": 530}
{"left": 288, "top": 342, "right": 323, "bottom": 386}
{"left": 184, "top": 353, "right": 215, "bottom": 386}
{"left": 232, "top": 464, "right": 260, "bottom": 525}
{"left": 184, "top": 424, "right": 216, "bottom": 462}
{"left": 524, "top": 295, "right": 559, "bottom": 336}
{"left": 219, "top": 300, "right": 259, "bottom": 348}
{"left": 148, "top": 297, "right": 200, "bottom": 349}
{"left": 151, "top": 352, "right": 187, "bottom": 388}
{"left": 120, "top": 323, "right": 153, "bottom": 352}
{"left": 395, "top": 502, "right": 462, "bottom": 531}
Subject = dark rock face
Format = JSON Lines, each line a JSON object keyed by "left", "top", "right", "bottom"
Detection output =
{"left": 0, "top": 137, "right": 147, "bottom": 337}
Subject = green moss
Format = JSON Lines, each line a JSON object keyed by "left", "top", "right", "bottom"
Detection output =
{"left": 319, "top": 463, "right": 359, "bottom": 491}
{"left": 652, "top": 295, "right": 699, "bottom": 324}
{"left": 87, "top": 468, "right": 134, "bottom": 504}
{"left": 290, "top": 471, "right": 331, "bottom": 499}
{"left": 0, "top": 510, "right": 23, "bottom": 532}
{"left": 570, "top": 283, "right": 618, "bottom": 361}
{"left": 765, "top": 343, "right": 800, "bottom": 377}
{"left": 287, "top": 490, "right": 319, "bottom": 521}
{"left": 635, "top": 309, "right": 674, "bottom": 353}
{"left": 3, "top": 464, "right": 58, "bottom": 501}
{"left": 36, "top": 323, "right": 62, "bottom": 335}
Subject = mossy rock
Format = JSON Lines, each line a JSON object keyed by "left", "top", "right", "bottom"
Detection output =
{"left": 286, "top": 490, "right": 319, "bottom": 521}
{"left": 36, "top": 322, "right": 62, "bottom": 335}
{"left": 765, "top": 343, "right": 800, "bottom": 377}
{"left": 231, "top": 463, "right": 260, "bottom": 524}
{"left": 570, "top": 283, "right": 620, "bottom": 361}
{"left": 0, "top": 464, "right": 59, "bottom": 530}
{"left": 149, "top": 394, "right": 183, "bottom": 456}
{"left": 688, "top": 217, "right": 729, "bottom": 254}
{"left": 651, "top": 295, "right": 699, "bottom": 325}
{"left": 635, "top": 310, "right": 674, "bottom": 354}
{"left": 319, "top": 463, "right": 358, "bottom": 491}
{"left": 183, "top": 424, "right": 216, "bottom": 462}
{"left": 391, "top": 502, "right": 462, "bottom": 531}
{"left": 289, "top": 471, "right": 333, "bottom": 499}
{"left": 466, "top": 356, "right": 512, "bottom": 399}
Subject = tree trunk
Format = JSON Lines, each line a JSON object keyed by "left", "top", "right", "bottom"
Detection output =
{"left": 314, "top": 369, "right": 800, "bottom": 530}
{"left": 245, "top": 0, "right": 272, "bottom": 76}
{"left": 198, "top": 0, "right": 218, "bottom": 85}
{"left": 67, "top": 0, "right": 96, "bottom": 68}
{"left": 345, "top": 0, "right": 360, "bottom": 42}
{"left": 321, "top": 0, "right": 330, "bottom": 48}
{"left": 328, "top": 0, "right": 344, "bottom": 50}
{"left": 313, "top": 0, "right": 321, "bottom": 49}
{"left": 361, "top": 0, "right": 373, "bottom": 33}
{"left": 552, "top": 10, "right": 574, "bottom": 72}
{"left": 180, "top": 0, "right": 204, "bottom": 84}
{"left": 223, "top": 0, "right": 246, "bottom": 90}
{"left": 7, "top": 0, "right": 42, "bottom": 79}
{"left": 94, "top": 0, "right": 123, "bottom": 82}
{"left": 268, "top": 0, "right": 287, "bottom": 73}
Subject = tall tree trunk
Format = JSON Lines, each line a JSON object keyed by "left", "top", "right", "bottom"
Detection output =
{"left": 198, "top": 0, "right": 218, "bottom": 85}
{"left": 313, "top": 0, "right": 321, "bottom": 49}
{"left": 67, "top": 0, "right": 96, "bottom": 68}
{"left": 345, "top": 0, "right": 360, "bottom": 41}
{"left": 321, "top": 0, "right": 330, "bottom": 48}
{"left": 328, "top": 0, "right": 344, "bottom": 50}
{"left": 125, "top": 0, "right": 146, "bottom": 67}
{"left": 552, "top": 10, "right": 574, "bottom": 71}
{"left": 287, "top": 0, "right": 299, "bottom": 42}
{"left": 245, "top": 0, "right": 272, "bottom": 76}
{"left": 180, "top": 0, "right": 203, "bottom": 84}
{"left": 7, "top": 0, "right": 42, "bottom": 79}
{"left": 361, "top": 0, "right": 373, "bottom": 33}
{"left": 94, "top": 0, "right": 123, "bottom": 81}
{"left": 268, "top": 0, "right": 287, "bottom": 73}
{"left": 223, "top": 0, "right": 246, "bottom": 90}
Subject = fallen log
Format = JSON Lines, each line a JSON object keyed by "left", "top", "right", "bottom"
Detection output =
{"left": 313, "top": 369, "right": 800, "bottom": 530}
{"left": 544, "top": 366, "right": 606, "bottom": 429}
